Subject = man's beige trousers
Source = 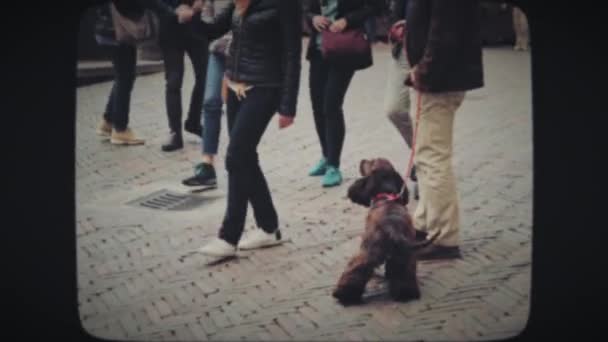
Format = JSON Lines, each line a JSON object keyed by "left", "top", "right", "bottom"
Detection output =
{"left": 409, "top": 89, "right": 466, "bottom": 247}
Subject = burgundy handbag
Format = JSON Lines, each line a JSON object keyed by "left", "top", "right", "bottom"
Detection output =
{"left": 321, "top": 28, "right": 373, "bottom": 70}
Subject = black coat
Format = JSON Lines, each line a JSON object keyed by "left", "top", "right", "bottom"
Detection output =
{"left": 303, "top": 0, "right": 380, "bottom": 61}
{"left": 388, "top": 0, "right": 407, "bottom": 24}
{"left": 404, "top": 0, "right": 484, "bottom": 92}
{"left": 192, "top": 0, "right": 302, "bottom": 117}
{"left": 156, "top": 0, "right": 207, "bottom": 46}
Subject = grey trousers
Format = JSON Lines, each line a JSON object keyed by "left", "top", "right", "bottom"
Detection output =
{"left": 385, "top": 49, "right": 413, "bottom": 149}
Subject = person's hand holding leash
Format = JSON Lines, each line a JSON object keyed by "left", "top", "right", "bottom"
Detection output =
{"left": 409, "top": 66, "right": 420, "bottom": 89}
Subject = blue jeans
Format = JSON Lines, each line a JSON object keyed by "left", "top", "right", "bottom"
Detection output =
{"left": 201, "top": 52, "right": 226, "bottom": 155}
{"left": 365, "top": 17, "right": 377, "bottom": 43}
{"left": 103, "top": 43, "right": 137, "bottom": 131}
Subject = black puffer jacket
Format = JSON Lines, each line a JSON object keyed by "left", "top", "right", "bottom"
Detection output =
{"left": 303, "top": 0, "right": 381, "bottom": 61}
{"left": 192, "top": 0, "right": 302, "bottom": 117}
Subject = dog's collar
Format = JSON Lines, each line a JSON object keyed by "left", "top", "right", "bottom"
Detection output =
{"left": 371, "top": 192, "right": 402, "bottom": 208}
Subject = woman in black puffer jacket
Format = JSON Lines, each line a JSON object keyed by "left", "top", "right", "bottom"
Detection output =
{"left": 304, "top": 0, "right": 380, "bottom": 188}
{"left": 192, "top": 0, "right": 302, "bottom": 256}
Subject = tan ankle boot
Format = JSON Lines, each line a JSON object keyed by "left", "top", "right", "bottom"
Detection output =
{"left": 110, "top": 128, "right": 145, "bottom": 145}
{"left": 96, "top": 119, "right": 112, "bottom": 137}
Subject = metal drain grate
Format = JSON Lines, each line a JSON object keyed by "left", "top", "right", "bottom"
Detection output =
{"left": 126, "top": 189, "right": 210, "bottom": 211}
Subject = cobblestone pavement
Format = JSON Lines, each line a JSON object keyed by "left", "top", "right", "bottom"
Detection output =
{"left": 76, "top": 41, "right": 532, "bottom": 341}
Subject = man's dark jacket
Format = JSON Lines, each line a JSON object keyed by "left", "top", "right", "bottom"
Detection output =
{"left": 405, "top": 0, "right": 484, "bottom": 92}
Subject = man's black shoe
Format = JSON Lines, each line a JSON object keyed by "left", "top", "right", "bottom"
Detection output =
{"left": 416, "top": 244, "right": 462, "bottom": 261}
{"left": 184, "top": 121, "right": 203, "bottom": 138}
{"left": 161, "top": 132, "right": 183, "bottom": 152}
{"left": 414, "top": 229, "right": 428, "bottom": 241}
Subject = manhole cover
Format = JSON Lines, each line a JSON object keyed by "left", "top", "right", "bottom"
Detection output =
{"left": 126, "top": 189, "right": 211, "bottom": 211}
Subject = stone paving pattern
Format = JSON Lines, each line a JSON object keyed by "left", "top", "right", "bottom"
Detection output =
{"left": 76, "top": 41, "right": 532, "bottom": 341}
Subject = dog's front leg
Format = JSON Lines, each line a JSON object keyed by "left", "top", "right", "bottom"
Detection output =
{"left": 333, "top": 248, "right": 384, "bottom": 306}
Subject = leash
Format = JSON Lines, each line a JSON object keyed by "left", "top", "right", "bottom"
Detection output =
{"left": 398, "top": 22, "right": 421, "bottom": 193}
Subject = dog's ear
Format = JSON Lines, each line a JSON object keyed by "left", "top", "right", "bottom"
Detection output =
{"left": 359, "top": 159, "right": 371, "bottom": 176}
{"left": 347, "top": 176, "right": 374, "bottom": 207}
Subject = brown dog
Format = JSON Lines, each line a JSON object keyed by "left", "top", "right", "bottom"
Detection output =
{"left": 332, "top": 158, "right": 437, "bottom": 305}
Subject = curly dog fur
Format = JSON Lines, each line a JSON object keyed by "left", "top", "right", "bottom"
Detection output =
{"left": 332, "top": 158, "right": 436, "bottom": 305}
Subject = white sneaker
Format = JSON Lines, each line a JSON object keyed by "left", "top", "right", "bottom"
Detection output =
{"left": 198, "top": 238, "right": 237, "bottom": 257}
{"left": 238, "top": 229, "right": 283, "bottom": 250}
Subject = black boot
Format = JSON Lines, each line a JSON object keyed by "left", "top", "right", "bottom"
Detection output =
{"left": 184, "top": 120, "right": 203, "bottom": 138}
{"left": 161, "top": 131, "right": 183, "bottom": 152}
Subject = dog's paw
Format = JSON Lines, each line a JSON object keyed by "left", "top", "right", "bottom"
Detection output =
{"left": 332, "top": 287, "right": 363, "bottom": 306}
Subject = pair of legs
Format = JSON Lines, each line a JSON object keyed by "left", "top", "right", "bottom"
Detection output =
{"left": 98, "top": 43, "right": 144, "bottom": 145}
{"left": 160, "top": 35, "right": 208, "bottom": 151}
{"left": 512, "top": 6, "right": 529, "bottom": 51}
{"left": 408, "top": 89, "right": 465, "bottom": 256}
{"left": 384, "top": 47, "right": 418, "bottom": 184}
{"left": 308, "top": 48, "right": 355, "bottom": 187}
{"left": 199, "top": 87, "right": 283, "bottom": 256}
{"left": 182, "top": 51, "right": 226, "bottom": 188}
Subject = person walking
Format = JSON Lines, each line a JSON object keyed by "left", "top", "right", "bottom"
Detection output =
{"left": 158, "top": 0, "right": 209, "bottom": 152}
{"left": 188, "top": 0, "right": 302, "bottom": 257}
{"left": 181, "top": 32, "right": 232, "bottom": 189}
{"left": 94, "top": 0, "right": 184, "bottom": 145}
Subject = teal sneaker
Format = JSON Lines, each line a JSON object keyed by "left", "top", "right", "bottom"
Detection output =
{"left": 182, "top": 162, "right": 217, "bottom": 189}
{"left": 322, "top": 166, "right": 342, "bottom": 187}
{"left": 309, "top": 158, "right": 328, "bottom": 176}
